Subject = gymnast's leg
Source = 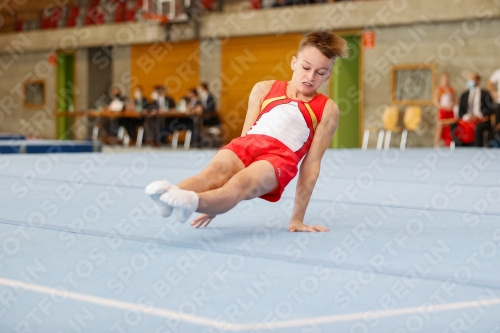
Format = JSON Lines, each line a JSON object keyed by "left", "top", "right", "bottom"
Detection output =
{"left": 197, "top": 160, "right": 278, "bottom": 214}
{"left": 177, "top": 149, "right": 245, "bottom": 192}
{"left": 145, "top": 149, "right": 244, "bottom": 216}
{"left": 159, "top": 160, "right": 278, "bottom": 222}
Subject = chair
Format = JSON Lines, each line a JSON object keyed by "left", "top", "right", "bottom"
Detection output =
{"left": 400, "top": 106, "right": 422, "bottom": 150}
{"left": 66, "top": 7, "right": 80, "bottom": 27}
{"left": 117, "top": 126, "right": 130, "bottom": 146}
{"left": 114, "top": 0, "right": 126, "bottom": 22}
{"left": 250, "top": 0, "right": 261, "bottom": 9}
{"left": 136, "top": 126, "right": 145, "bottom": 147}
{"left": 125, "top": 0, "right": 139, "bottom": 22}
{"left": 200, "top": 112, "right": 222, "bottom": 148}
{"left": 171, "top": 130, "right": 192, "bottom": 149}
{"left": 117, "top": 124, "right": 146, "bottom": 147}
{"left": 92, "top": 125, "right": 100, "bottom": 142}
{"left": 201, "top": 126, "right": 221, "bottom": 148}
{"left": 15, "top": 20, "right": 23, "bottom": 31}
{"left": 362, "top": 106, "right": 399, "bottom": 150}
{"left": 86, "top": 1, "right": 106, "bottom": 25}
{"left": 41, "top": 8, "right": 59, "bottom": 29}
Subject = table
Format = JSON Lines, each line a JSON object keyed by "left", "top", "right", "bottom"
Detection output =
{"left": 86, "top": 110, "right": 195, "bottom": 118}
{"left": 56, "top": 109, "right": 202, "bottom": 147}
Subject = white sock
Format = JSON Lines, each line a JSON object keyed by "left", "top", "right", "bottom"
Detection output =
{"left": 159, "top": 188, "right": 199, "bottom": 223}
{"left": 144, "top": 180, "right": 177, "bottom": 217}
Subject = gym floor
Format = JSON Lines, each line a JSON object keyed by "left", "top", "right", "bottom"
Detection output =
{"left": 0, "top": 147, "right": 499, "bottom": 332}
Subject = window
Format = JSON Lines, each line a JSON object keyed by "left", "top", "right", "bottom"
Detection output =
{"left": 391, "top": 64, "right": 436, "bottom": 105}
{"left": 24, "top": 80, "right": 45, "bottom": 107}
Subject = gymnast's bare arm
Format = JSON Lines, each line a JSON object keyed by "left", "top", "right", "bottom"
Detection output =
{"left": 288, "top": 99, "right": 339, "bottom": 232}
{"left": 240, "top": 80, "right": 275, "bottom": 136}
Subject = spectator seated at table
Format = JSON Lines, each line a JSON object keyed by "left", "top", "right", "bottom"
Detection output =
{"left": 152, "top": 85, "right": 176, "bottom": 111}
{"left": 187, "top": 88, "right": 203, "bottom": 114}
{"left": 108, "top": 87, "right": 126, "bottom": 112}
{"left": 144, "top": 86, "right": 176, "bottom": 145}
{"left": 162, "top": 89, "right": 201, "bottom": 141}
{"left": 198, "top": 82, "right": 220, "bottom": 127}
{"left": 119, "top": 86, "right": 150, "bottom": 143}
{"left": 101, "top": 87, "right": 127, "bottom": 141}
{"left": 450, "top": 72, "right": 494, "bottom": 147}
{"left": 197, "top": 83, "right": 222, "bottom": 147}
{"left": 133, "top": 85, "right": 150, "bottom": 111}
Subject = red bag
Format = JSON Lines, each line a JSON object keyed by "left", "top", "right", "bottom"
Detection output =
{"left": 456, "top": 119, "right": 480, "bottom": 144}
{"left": 441, "top": 119, "right": 479, "bottom": 146}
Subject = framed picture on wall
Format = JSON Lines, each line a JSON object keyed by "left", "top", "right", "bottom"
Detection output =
{"left": 24, "top": 80, "right": 45, "bottom": 108}
{"left": 391, "top": 64, "right": 436, "bottom": 105}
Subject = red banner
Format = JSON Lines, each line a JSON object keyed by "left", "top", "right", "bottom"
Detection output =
{"left": 362, "top": 31, "right": 376, "bottom": 49}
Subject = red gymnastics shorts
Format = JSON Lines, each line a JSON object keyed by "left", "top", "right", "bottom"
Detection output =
{"left": 220, "top": 134, "right": 300, "bottom": 202}
{"left": 438, "top": 109, "right": 455, "bottom": 120}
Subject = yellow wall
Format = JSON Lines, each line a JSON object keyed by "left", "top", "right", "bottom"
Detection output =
{"left": 131, "top": 40, "right": 200, "bottom": 103}
{"left": 220, "top": 33, "right": 303, "bottom": 143}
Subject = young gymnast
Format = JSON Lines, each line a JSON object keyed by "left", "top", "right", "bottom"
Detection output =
{"left": 146, "top": 31, "right": 348, "bottom": 232}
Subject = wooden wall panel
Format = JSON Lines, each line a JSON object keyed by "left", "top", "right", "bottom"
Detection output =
{"left": 220, "top": 33, "right": 303, "bottom": 143}
{"left": 131, "top": 40, "right": 200, "bottom": 104}
{"left": 17, "top": 11, "right": 41, "bottom": 21}
{"left": 0, "top": 25, "right": 15, "bottom": 33}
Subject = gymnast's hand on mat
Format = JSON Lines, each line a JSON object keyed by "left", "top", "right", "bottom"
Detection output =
{"left": 190, "top": 214, "right": 216, "bottom": 228}
{"left": 288, "top": 219, "right": 329, "bottom": 233}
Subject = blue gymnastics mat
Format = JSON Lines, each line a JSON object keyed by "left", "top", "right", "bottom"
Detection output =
{"left": 0, "top": 134, "right": 26, "bottom": 141}
{"left": 0, "top": 148, "right": 499, "bottom": 332}
{"left": 0, "top": 140, "right": 102, "bottom": 154}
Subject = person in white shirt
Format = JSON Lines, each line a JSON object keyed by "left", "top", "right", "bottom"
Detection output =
{"left": 487, "top": 68, "right": 500, "bottom": 134}
{"left": 104, "top": 87, "right": 127, "bottom": 140}
{"left": 453, "top": 72, "right": 494, "bottom": 146}
{"left": 487, "top": 68, "right": 500, "bottom": 105}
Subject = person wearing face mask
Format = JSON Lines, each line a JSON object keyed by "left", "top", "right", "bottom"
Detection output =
{"left": 186, "top": 88, "right": 202, "bottom": 114}
{"left": 452, "top": 72, "right": 494, "bottom": 147}
{"left": 111, "top": 87, "right": 126, "bottom": 102}
{"left": 133, "top": 86, "right": 149, "bottom": 111}
{"left": 151, "top": 87, "right": 160, "bottom": 104}
{"left": 162, "top": 89, "right": 200, "bottom": 146}
{"left": 198, "top": 83, "right": 215, "bottom": 113}
{"left": 198, "top": 82, "right": 220, "bottom": 127}
{"left": 143, "top": 86, "right": 177, "bottom": 145}
{"left": 117, "top": 86, "right": 149, "bottom": 144}
{"left": 143, "top": 86, "right": 161, "bottom": 145}
{"left": 108, "top": 86, "right": 126, "bottom": 112}
{"left": 103, "top": 86, "right": 127, "bottom": 141}
{"left": 152, "top": 86, "right": 176, "bottom": 112}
